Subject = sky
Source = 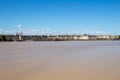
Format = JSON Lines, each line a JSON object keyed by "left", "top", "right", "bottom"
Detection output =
{"left": 0, "top": 0, "right": 120, "bottom": 35}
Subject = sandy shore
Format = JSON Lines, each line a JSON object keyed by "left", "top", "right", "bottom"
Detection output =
{"left": 0, "top": 41, "right": 120, "bottom": 80}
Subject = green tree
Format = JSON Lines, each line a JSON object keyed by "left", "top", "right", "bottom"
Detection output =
{"left": 6, "top": 37, "right": 13, "bottom": 41}
{"left": 0, "top": 35, "right": 6, "bottom": 41}
{"left": 119, "top": 35, "right": 120, "bottom": 39}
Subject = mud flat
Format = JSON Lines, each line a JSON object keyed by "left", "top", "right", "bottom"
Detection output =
{"left": 0, "top": 41, "right": 120, "bottom": 80}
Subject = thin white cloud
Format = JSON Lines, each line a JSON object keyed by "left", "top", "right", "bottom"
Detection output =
{"left": 0, "top": 29, "right": 2, "bottom": 31}
{"left": 23, "top": 28, "right": 40, "bottom": 35}
{"left": 95, "top": 30, "right": 111, "bottom": 35}
{"left": 5, "top": 30, "right": 13, "bottom": 34}
{"left": 17, "top": 24, "right": 21, "bottom": 28}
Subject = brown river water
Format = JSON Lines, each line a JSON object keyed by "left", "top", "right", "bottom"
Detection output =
{"left": 0, "top": 41, "right": 120, "bottom": 80}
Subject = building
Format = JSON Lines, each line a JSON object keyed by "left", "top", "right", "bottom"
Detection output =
{"left": 97, "top": 35, "right": 112, "bottom": 40}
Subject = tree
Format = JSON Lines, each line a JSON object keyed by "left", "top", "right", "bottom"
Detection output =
{"left": 0, "top": 35, "right": 6, "bottom": 41}
{"left": 119, "top": 35, "right": 120, "bottom": 40}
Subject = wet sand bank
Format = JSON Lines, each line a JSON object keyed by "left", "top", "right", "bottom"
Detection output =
{"left": 0, "top": 41, "right": 120, "bottom": 80}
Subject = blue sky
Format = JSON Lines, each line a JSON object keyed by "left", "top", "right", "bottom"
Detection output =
{"left": 0, "top": 0, "right": 120, "bottom": 35}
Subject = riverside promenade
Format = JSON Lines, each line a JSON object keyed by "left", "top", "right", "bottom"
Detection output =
{"left": 0, "top": 41, "right": 120, "bottom": 80}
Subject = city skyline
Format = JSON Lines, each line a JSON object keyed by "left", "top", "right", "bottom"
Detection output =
{"left": 0, "top": 0, "right": 120, "bottom": 35}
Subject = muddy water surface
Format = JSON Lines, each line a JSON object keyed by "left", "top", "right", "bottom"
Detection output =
{"left": 0, "top": 41, "right": 120, "bottom": 80}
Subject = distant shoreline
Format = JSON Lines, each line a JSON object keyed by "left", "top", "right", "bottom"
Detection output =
{"left": 0, "top": 34, "right": 120, "bottom": 42}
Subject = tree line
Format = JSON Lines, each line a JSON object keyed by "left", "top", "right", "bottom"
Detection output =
{"left": 0, "top": 35, "right": 13, "bottom": 41}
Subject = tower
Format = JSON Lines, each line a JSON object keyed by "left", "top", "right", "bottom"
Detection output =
{"left": 16, "top": 24, "right": 22, "bottom": 41}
